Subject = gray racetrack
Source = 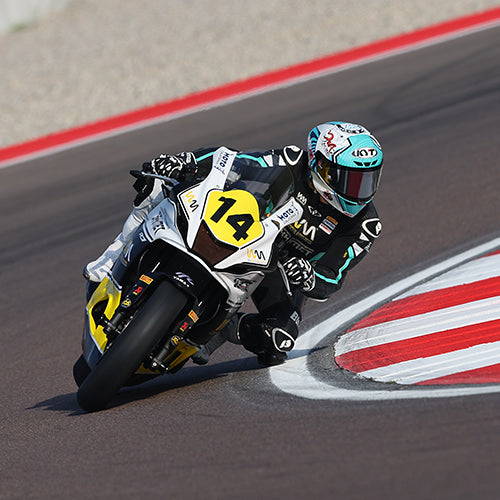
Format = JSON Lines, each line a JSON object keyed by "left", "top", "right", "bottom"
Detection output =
{"left": 1, "top": 26, "right": 499, "bottom": 499}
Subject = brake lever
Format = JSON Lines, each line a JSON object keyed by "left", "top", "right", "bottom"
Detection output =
{"left": 129, "top": 170, "right": 177, "bottom": 187}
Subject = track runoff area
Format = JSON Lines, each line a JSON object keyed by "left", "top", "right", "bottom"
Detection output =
{"left": 3, "top": 8, "right": 500, "bottom": 400}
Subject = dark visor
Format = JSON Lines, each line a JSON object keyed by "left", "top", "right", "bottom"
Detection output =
{"left": 317, "top": 157, "right": 382, "bottom": 202}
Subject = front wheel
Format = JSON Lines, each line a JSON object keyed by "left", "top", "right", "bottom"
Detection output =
{"left": 77, "top": 280, "right": 188, "bottom": 412}
{"left": 73, "top": 354, "right": 91, "bottom": 387}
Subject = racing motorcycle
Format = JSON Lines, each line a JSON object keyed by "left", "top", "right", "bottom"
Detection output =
{"left": 74, "top": 147, "right": 303, "bottom": 412}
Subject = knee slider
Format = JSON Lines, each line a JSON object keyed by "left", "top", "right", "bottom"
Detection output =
{"left": 270, "top": 327, "right": 295, "bottom": 353}
{"left": 238, "top": 313, "right": 298, "bottom": 355}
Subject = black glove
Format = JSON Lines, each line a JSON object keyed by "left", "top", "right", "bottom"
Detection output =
{"left": 282, "top": 257, "right": 315, "bottom": 293}
{"left": 142, "top": 152, "right": 197, "bottom": 180}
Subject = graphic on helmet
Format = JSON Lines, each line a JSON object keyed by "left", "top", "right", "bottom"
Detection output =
{"left": 307, "top": 122, "right": 383, "bottom": 217}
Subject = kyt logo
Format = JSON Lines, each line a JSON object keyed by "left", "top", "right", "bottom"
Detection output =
{"left": 352, "top": 147, "right": 378, "bottom": 158}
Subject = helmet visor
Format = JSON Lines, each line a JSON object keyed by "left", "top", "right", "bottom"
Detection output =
{"left": 316, "top": 156, "right": 382, "bottom": 202}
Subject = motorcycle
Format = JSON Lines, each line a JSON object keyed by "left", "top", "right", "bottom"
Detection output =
{"left": 74, "top": 147, "right": 303, "bottom": 412}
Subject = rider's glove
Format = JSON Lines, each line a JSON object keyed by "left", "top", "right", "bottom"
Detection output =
{"left": 282, "top": 257, "right": 316, "bottom": 293}
{"left": 142, "top": 152, "right": 197, "bottom": 181}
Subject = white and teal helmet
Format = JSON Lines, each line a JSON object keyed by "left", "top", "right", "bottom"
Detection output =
{"left": 307, "top": 122, "right": 383, "bottom": 217}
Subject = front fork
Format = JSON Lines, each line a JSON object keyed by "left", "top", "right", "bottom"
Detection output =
{"left": 95, "top": 272, "right": 229, "bottom": 374}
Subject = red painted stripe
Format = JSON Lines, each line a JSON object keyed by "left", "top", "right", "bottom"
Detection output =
{"left": 347, "top": 276, "right": 500, "bottom": 331}
{"left": 416, "top": 363, "right": 500, "bottom": 385}
{"left": 336, "top": 319, "right": 500, "bottom": 372}
{"left": 1, "top": 7, "right": 500, "bottom": 166}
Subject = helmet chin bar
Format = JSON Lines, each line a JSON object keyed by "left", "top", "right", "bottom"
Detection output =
{"left": 310, "top": 170, "right": 365, "bottom": 217}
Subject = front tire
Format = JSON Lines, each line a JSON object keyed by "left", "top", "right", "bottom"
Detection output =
{"left": 77, "top": 280, "right": 188, "bottom": 412}
{"left": 73, "top": 355, "right": 91, "bottom": 387}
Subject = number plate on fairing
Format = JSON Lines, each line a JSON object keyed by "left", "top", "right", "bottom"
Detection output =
{"left": 204, "top": 189, "right": 264, "bottom": 247}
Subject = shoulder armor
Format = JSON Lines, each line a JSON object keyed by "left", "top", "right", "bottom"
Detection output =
{"left": 283, "top": 145, "right": 304, "bottom": 166}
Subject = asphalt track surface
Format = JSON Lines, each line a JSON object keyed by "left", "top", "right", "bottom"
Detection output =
{"left": 1, "top": 26, "right": 500, "bottom": 500}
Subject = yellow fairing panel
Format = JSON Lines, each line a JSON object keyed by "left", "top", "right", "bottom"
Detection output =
{"left": 87, "top": 277, "right": 122, "bottom": 353}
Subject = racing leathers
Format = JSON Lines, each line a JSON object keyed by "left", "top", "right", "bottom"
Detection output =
{"left": 84, "top": 145, "right": 382, "bottom": 366}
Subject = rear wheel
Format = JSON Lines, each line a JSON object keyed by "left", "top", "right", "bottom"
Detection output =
{"left": 77, "top": 280, "right": 187, "bottom": 412}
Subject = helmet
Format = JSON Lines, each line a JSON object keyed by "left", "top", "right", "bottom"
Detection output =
{"left": 307, "top": 122, "right": 383, "bottom": 217}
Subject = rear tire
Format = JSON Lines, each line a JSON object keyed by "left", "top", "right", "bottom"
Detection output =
{"left": 77, "top": 280, "right": 187, "bottom": 412}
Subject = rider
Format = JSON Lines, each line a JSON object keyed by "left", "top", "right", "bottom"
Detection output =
{"left": 84, "top": 122, "right": 383, "bottom": 366}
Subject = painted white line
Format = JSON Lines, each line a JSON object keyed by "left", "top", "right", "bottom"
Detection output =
{"left": 269, "top": 237, "right": 500, "bottom": 400}
{"left": 335, "top": 295, "right": 500, "bottom": 355}
{"left": 359, "top": 341, "right": 500, "bottom": 384}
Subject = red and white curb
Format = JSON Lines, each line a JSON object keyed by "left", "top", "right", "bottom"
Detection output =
{"left": 270, "top": 238, "right": 500, "bottom": 400}
{"left": 335, "top": 250, "right": 500, "bottom": 385}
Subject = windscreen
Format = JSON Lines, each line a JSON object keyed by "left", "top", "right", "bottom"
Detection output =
{"left": 225, "top": 157, "right": 295, "bottom": 219}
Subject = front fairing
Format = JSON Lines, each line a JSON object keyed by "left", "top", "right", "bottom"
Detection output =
{"left": 176, "top": 147, "right": 302, "bottom": 270}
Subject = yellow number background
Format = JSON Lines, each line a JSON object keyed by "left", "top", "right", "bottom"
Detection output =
{"left": 204, "top": 190, "right": 264, "bottom": 247}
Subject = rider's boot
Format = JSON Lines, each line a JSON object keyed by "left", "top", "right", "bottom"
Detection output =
{"left": 83, "top": 233, "right": 128, "bottom": 282}
{"left": 191, "top": 333, "right": 227, "bottom": 365}
{"left": 191, "top": 314, "right": 242, "bottom": 365}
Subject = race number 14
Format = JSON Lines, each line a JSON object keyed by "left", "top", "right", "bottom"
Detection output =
{"left": 204, "top": 190, "right": 264, "bottom": 247}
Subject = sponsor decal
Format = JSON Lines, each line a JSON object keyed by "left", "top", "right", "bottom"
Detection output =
{"left": 247, "top": 248, "right": 266, "bottom": 261}
{"left": 323, "top": 130, "right": 337, "bottom": 152}
{"left": 213, "top": 150, "right": 231, "bottom": 173}
{"left": 173, "top": 271, "right": 194, "bottom": 288}
{"left": 319, "top": 216, "right": 338, "bottom": 235}
{"left": 296, "top": 192, "right": 307, "bottom": 205}
{"left": 132, "top": 286, "right": 143, "bottom": 296}
{"left": 121, "top": 298, "right": 132, "bottom": 308}
{"left": 151, "top": 213, "right": 165, "bottom": 234}
{"left": 234, "top": 277, "right": 254, "bottom": 291}
{"left": 188, "top": 310, "right": 199, "bottom": 322}
{"left": 139, "top": 232, "right": 147, "bottom": 242}
{"left": 139, "top": 274, "right": 153, "bottom": 284}
{"left": 337, "top": 123, "right": 366, "bottom": 134}
{"left": 277, "top": 206, "right": 299, "bottom": 223}
{"left": 308, "top": 205, "right": 322, "bottom": 217}
{"left": 183, "top": 190, "right": 199, "bottom": 212}
{"left": 321, "top": 190, "right": 334, "bottom": 201}
{"left": 294, "top": 219, "right": 317, "bottom": 241}
{"left": 352, "top": 147, "right": 378, "bottom": 158}
{"left": 179, "top": 321, "right": 190, "bottom": 332}
{"left": 290, "top": 310, "right": 300, "bottom": 326}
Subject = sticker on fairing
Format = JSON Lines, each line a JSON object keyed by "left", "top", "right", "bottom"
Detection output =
{"left": 203, "top": 189, "right": 264, "bottom": 247}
